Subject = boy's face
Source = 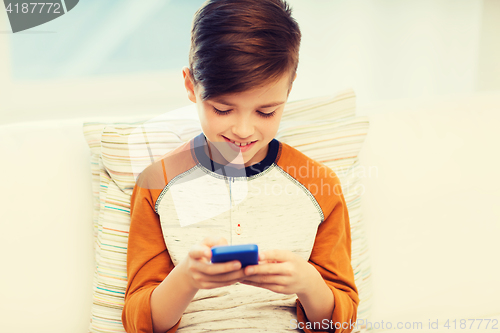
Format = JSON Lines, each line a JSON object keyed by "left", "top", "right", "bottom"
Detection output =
{"left": 183, "top": 68, "right": 295, "bottom": 168}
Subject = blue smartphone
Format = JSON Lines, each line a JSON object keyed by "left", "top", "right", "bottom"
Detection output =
{"left": 211, "top": 244, "right": 259, "bottom": 267}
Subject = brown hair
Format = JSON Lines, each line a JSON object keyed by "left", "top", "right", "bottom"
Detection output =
{"left": 188, "top": 0, "right": 301, "bottom": 100}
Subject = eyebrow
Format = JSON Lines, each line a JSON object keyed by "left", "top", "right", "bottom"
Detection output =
{"left": 212, "top": 99, "right": 286, "bottom": 108}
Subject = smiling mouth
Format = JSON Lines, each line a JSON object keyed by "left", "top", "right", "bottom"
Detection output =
{"left": 223, "top": 136, "right": 257, "bottom": 147}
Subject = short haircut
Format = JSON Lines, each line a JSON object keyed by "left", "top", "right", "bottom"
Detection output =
{"left": 188, "top": 0, "right": 301, "bottom": 100}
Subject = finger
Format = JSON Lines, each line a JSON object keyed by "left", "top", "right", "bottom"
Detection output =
{"left": 260, "top": 249, "right": 290, "bottom": 263}
{"left": 194, "top": 264, "right": 246, "bottom": 285}
{"left": 201, "top": 260, "right": 242, "bottom": 276}
{"left": 191, "top": 237, "right": 229, "bottom": 261}
{"left": 244, "top": 262, "right": 290, "bottom": 276}
{"left": 201, "top": 236, "right": 228, "bottom": 248}
{"left": 198, "top": 276, "right": 245, "bottom": 289}
{"left": 257, "top": 254, "right": 276, "bottom": 264}
{"left": 214, "top": 237, "right": 228, "bottom": 247}
{"left": 242, "top": 274, "right": 291, "bottom": 285}
{"left": 240, "top": 280, "right": 291, "bottom": 294}
{"left": 189, "top": 244, "right": 212, "bottom": 261}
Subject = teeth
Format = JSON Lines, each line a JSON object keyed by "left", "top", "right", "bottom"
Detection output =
{"left": 230, "top": 139, "right": 252, "bottom": 147}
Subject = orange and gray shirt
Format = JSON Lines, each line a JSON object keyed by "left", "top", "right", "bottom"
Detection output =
{"left": 122, "top": 132, "right": 359, "bottom": 333}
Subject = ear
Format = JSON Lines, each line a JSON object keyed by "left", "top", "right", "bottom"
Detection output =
{"left": 182, "top": 67, "right": 197, "bottom": 103}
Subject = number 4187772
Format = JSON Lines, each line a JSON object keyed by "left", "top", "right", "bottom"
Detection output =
{"left": 6, "top": 3, "right": 62, "bottom": 14}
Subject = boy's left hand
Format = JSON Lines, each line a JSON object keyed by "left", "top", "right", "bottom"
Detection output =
{"left": 240, "top": 250, "right": 316, "bottom": 295}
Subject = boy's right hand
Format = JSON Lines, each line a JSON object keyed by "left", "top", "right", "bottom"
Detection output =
{"left": 179, "top": 236, "right": 245, "bottom": 290}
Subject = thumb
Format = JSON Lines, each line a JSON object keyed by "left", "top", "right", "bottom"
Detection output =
{"left": 202, "top": 236, "right": 228, "bottom": 248}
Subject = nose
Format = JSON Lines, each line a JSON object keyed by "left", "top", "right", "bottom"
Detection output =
{"left": 231, "top": 114, "right": 254, "bottom": 140}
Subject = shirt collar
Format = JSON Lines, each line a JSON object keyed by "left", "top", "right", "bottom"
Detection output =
{"left": 192, "top": 132, "right": 279, "bottom": 177}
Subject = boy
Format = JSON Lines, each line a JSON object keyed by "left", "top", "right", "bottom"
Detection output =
{"left": 122, "top": 0, "right": 359, "bottom": 332}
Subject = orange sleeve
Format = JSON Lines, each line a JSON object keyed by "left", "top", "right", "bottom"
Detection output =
{"left": 296, "top": 184, "right": 359, "bottom": 333}
{"left": 121, "top": 170, "right": 181, "bottom": 333}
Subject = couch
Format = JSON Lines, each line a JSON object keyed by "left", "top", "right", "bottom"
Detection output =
{"left": 1, "top": 90, "right": 499, "bottom": 333}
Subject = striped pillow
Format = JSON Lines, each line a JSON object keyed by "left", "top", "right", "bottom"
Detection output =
{"left": 83, "top": 89, "right": 371, "bottom": 333}
{"left": 280, "top": 88, "right": 356, "bottom": 122}
{"left": 84, "top": 117, "right": 201, "bottom": 333}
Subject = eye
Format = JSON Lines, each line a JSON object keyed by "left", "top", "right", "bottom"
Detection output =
{"left": 212, "top": 106, "right": 276, "bottom": 118}
{"left": 213, "top": 107, "right": 232, "bottom": 115}
{"left": 257, "top": 110, "right": 276, "bottom": 118}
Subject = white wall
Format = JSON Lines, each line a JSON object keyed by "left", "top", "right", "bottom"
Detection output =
{"left": 1, "top": 0, "right": 499, "bottom": 125}
{"left": 287, "top": 0, "right": 484, "bottom": 106}
{"left": 477, "top": 0, "right": 500, "bottom": 91}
